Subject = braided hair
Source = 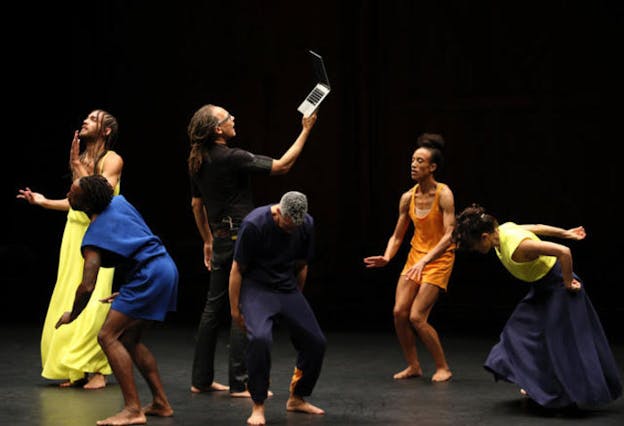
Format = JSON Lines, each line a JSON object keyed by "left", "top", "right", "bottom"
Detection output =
{"left": 76, "top": 109, "right": 119, "bottom": 177}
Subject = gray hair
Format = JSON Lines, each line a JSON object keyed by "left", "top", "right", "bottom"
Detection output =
{"left": 279, "top": 191, "right": 308, "bottom": 225}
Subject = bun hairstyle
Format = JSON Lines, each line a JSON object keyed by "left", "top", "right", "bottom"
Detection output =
{"left": 416, "top": 133, "right": 445, "bottom": 170}
{"left": 452, "top": 203, "right": 498, "bottom": 250}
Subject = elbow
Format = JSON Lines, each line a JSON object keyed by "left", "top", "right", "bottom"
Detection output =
{"left": 271, "top": 162, "right": 291, "bottom": 176}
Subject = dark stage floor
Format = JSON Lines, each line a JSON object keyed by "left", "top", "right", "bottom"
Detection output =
{"left": 1, "top": 323, "right": 623, "bottom": 426}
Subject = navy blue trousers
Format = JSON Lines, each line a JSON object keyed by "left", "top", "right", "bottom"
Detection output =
{"left": 240, "top": 282, "right": 326, "bottom": 403}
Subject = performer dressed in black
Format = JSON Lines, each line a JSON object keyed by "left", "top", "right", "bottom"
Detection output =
{"left": 187, "top": 103, "right": 317, "bottom": 395}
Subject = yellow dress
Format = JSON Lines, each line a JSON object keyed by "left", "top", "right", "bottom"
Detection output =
{"left": 40, "top": 154, "right": 120, "bottom": 382}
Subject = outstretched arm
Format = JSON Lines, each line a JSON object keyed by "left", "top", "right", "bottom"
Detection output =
{"left": 270, "top": 112, "right": 317, "bottom": 175}
{"left": 16, "top": 187, "right": 70, "bottom": 211}
{"left": 363, "top": 190, "right": 412, "bottom": 268}
{"left": 521, "top": 224, "right": 586, "bottom": 241}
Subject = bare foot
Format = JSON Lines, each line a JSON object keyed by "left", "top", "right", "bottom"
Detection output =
{"left": 393, "top": 365, "right": 423, "bottom": 380}
{"left": 231, "top": 389, "right": 273, "bottom": 398}
{"left": 96, "top": 408, "right": 146, "bottom": 425}
{"left": 59, "top": 378, "right": 87, "bottom": 388}
{"left": 286, "top": 395, "right": 325, "bottom": 415}
{"left": 431, "top": 368, "right": 452, "bottom": 382}
{"left": 142, "top": 402, "right": 174, "bottom": 417}
{"left": 247, "top": 402, "right": 266, "bottom": 425}
{"left": 84, "top": 373, "right": 106, "bottom": 390}
{"left": 520, "top": 388, "right": 528, "bottom": 396}
{"left": 190, "top": 382, "right": 229, "bottom": 393}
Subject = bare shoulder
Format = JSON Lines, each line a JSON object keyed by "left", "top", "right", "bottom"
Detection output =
{"left": 398, "top": 188, "right": 413, "bottom": 211}
{"left": 104, "top": 150, "right": 124, "bottom": 168}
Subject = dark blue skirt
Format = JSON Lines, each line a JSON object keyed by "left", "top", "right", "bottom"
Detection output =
{"left": 484, "top": 262, "right": 622, "bottom": 408}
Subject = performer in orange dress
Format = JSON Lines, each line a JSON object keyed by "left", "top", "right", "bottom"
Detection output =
{"left": 364, "top": 133, "right": 455, "bottom": 382}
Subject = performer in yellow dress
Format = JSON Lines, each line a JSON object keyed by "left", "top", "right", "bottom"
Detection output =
{"left": 17, "top": 109, "right": 124, "bottom": 388}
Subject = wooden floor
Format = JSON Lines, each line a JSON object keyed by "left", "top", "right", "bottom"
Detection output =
{"left": 1, "top": 323, "right": 623, "bottom": 426}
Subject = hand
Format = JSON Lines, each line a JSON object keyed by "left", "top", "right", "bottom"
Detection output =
{"left": 55, "top": 311, "right": 73, "bottom": 329}
{"left": 16, "top": 187, "right": 46, "bottom": 206}
{"left": 363, "top": 255, "right": 389, "bottom": 268}
{"left": 565, "top": 278, "right": 582, "bottom": 292}
{"left": 404, "top": 261, "right": 425, "bottom": 283}
{"left": 203, "top": 241, "right": 213, "bottom": 271}
{"left": 566, "top": 226, "right": 586, "bottom": 240}
{"left": 99, "top": 292, "right": 119, "bottom": 303}
{"left": 231, "top": 309, "right": 247, "bottom": 333}
{"left": 70, "top": 130, "right": 81, "bottom": 173}
{"left": 302, "top": 111, "right": 318, "bottom": 130}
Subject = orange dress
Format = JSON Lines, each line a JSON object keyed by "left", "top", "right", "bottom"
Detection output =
{"left": 400, "top": 183, "right": 455, "bottom": 291}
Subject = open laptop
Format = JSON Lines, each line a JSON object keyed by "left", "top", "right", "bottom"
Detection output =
{"left": 297, "top": 50, "right": 331, "bottom": 117}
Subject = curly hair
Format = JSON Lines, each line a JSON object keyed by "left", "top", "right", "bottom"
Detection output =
{"left": 78, "top": 175, "right": 114, "bottom": 216}
{"left": 452, "top": 203, "right": 498, "bottom": 250}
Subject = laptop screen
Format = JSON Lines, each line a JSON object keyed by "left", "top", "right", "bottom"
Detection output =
{"left": 309, "top": 50, "right": 330, "bottom": 88}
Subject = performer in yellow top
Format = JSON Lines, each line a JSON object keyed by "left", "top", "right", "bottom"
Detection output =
{"left": 364, "top": 133, "right": 455, "bottom": 382}
{"left": 17, "top": 109, "right": 123, "bottom": 388}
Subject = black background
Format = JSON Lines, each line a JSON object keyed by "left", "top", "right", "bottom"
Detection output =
{"left": 4, "top": 1, "right": 623, "bottom": 340}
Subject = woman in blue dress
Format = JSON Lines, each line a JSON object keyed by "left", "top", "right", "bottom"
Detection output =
{"left": 452, "top": 204, "right": 622, "bottom": 409}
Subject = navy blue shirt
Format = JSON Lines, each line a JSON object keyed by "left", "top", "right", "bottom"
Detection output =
{"left": 233, "top": 205, "right": 314, "bottom": 292}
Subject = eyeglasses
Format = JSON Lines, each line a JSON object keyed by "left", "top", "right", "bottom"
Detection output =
{"left": 217, "top": 112, "right": 232, "bottom": 126}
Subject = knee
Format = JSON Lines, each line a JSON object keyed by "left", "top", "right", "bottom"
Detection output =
{"left": 393, "top": 307, "right": 409, "bottom": 322}
{"left": 409, "top": 313, "right": 427, "bottom": 329}
{"left": 97, "top": 329, "right": 114, "bottom": 349}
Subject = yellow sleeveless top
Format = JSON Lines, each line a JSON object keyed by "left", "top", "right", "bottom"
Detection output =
{"left": 495, "top": 222, "right": 556, "bottom": 282}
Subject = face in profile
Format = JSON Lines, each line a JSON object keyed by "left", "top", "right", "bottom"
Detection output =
{"left": 67, "top": 179, "right": 85, "bottom": 212}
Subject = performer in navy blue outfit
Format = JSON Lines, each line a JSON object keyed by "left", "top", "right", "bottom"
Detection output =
{"left": 453, "top": 204, "right": 622, "bottom": 410}
{"left": 229, "top": 191, "right": 326, "bottom": 425}
{"left": 187, "top": 103, "right": 318, "bottom": 395}
{"left": 56, "top": 175, "right": 178, "bottom": 426}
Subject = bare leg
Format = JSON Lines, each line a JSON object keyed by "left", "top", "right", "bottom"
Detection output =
{"left": 126, "top": 332, "right": 173, "bottom": 417}
{"left": 393, "top": 276, "right": 423, "bottom": 379}
{"left": 247, "top": 402, "right": 266, "bottom": 425}
{"left": 286, "top": 395, "right": 325, "bottom": 415}
{"left": 96, "top": 311, "right": 146, "bottom": 426}
{"left": 410, "top": 283, "right": 452, "bottom": 382}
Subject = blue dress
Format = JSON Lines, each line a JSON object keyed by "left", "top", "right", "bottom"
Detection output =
{"left": 82, "top": 196, "right": 178, "bottom": 321}
{"left": 485, "top": 224, "right": 622, "bottom": 408}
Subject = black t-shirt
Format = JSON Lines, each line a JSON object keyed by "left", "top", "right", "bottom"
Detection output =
{"left": 190, "top": 143, "right": 272, "bottom": 226}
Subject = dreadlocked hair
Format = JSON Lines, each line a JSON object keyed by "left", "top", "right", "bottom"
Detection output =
{"left": 452, "top": 203, "right": 498, "bottom": 250}
{"left": 79, "top": 175, "right": 114, "bottom": 216}
{"left": 187, "top": 104, "right": 220, "bottom": 175}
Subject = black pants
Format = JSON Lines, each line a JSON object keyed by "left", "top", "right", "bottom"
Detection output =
{"left": 191, "top": 236, "right": 248, "bottom": 392}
